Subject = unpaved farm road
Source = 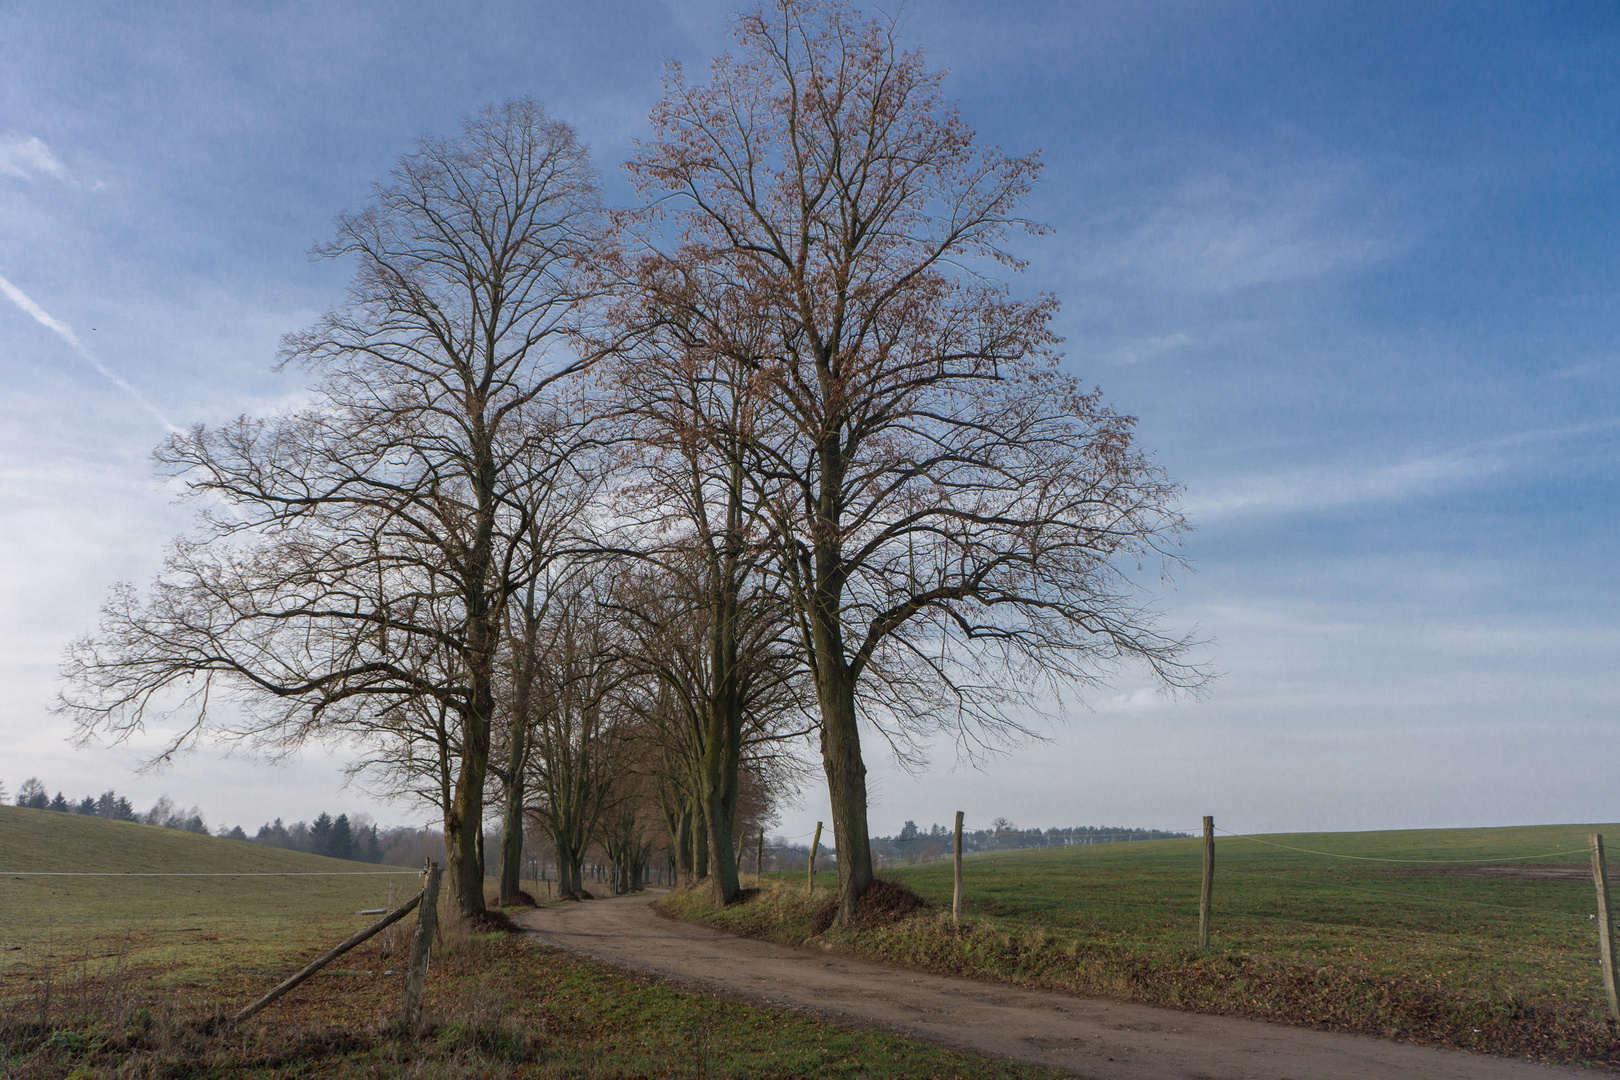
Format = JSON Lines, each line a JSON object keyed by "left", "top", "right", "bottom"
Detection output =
{"left": 516, "top": 891, "right": 1596, "bottom": 1080}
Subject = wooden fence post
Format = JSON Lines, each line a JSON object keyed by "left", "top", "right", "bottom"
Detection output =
{"left": 952, "top": 810, "right": 964, "bottom": 926}
{"left": 1592, "top": 833, "right": 1620, "bottom": 1022}
{"left": 808, "top": 821, "right": 822, "bottom": 895}
{"left": 232, "top": 888, "right": 424, "bottom": 1023}
{"left": 1199, "top": 816, "right": 1214, "bottom": 951}
{"left": 400, "top": 860, "right": 443, "bottom": 1031}
{"left": 757, "top": 830, "right": 765, "bottom": 885}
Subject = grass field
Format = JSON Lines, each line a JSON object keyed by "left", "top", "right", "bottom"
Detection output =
{"left": 0, "top": 805, "right": 426, "bottom": 991}
{"left": 665, "top": 823, "right": 1620, "bottom": 1066}
{"left": 0, "top": 807, "right": 1065, "bottom": 1078}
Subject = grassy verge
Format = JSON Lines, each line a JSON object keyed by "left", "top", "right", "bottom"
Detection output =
{"left": 661, "top": 824, "right": 1620, "bottom": 1067}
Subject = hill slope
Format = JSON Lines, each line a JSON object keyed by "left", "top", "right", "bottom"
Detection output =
{"left": 0, "top": 803, "right": 401, "bottom": 875}
{"left": 1, "top": 805, "right": 422, "bottom": 984}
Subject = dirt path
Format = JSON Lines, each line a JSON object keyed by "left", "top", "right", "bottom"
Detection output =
{"left": 515, "top": 891, "right": 1595, "bottom": 1080}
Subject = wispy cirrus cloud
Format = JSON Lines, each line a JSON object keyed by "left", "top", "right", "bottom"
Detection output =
{"left": 1084, "top": 163, "right": 1405, "bottom": 294}
{"left": 0, "top": 273, "right": 180, "bottom": 433}
{"left": 1098, "top": 331, "right": 1196, "bottom": 366}
{"left": 1187, "top": 418, "right": 1620, "bottom": 522}
{"left": 0, "top": 135, "right": 68, "bottom": 181}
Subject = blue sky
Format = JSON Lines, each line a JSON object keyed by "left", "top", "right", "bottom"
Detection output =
{"left": 1, "top": 1, "right": 1615, "bottom": 840}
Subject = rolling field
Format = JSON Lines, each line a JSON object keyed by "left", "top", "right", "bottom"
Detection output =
{"left": 669, "top": 823, "right": 1620, "bottom": 1064}
{"left": 0, "top": 805, "right": 423, "bottom": 990}
{"left": 0, "top": 807, "right": 1064, "bottom": 1078}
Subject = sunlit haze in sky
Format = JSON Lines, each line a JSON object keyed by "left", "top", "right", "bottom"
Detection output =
{"left": 2, "top": 1, "right": 1616, "bottom": 843}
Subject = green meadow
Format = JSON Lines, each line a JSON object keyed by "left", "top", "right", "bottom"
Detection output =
{"left": 889, "top": 824, "right": 1611, "bottom": 997}
{"left": 0, "top": 804, "right": 423, "bottom": 989}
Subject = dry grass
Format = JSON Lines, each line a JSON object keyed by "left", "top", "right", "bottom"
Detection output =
{"left": 662, "top": 825, "right": 1620, "bottom": 1067}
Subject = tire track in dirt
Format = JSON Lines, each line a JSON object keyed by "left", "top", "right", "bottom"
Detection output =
{"left": 515, "top": 891, "right": 1595, "bottom": 1079}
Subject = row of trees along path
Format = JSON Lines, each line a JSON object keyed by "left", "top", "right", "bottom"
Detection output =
{"left": 57, "top": 0, "right": 1203, "bottom": 925}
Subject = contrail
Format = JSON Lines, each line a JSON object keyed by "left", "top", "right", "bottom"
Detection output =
{"left": 0, "top": 272, "right": 182, "bottom": 434}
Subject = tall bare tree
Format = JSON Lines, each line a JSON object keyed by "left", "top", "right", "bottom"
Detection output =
{"left": 629, "top": 1, "right": 1204, "bottom": 924}
{"left": 608, "top": 559, "right": 811, "bottom": 901}
{"left": 604, "top": 257, "right": 815, "bottom": 902}
{"left": 58, "top": 100, "right": 608, "bottom": 917}
{"left": 522, "top": 573, "right": 626, "bottom": 898}
{"left": 490, "top": 437, "right": 602, "bottom": 905}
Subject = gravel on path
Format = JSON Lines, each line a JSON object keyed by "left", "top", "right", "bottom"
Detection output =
{"left": 514, "top": 891, "right": 1596, "bottom": 1080}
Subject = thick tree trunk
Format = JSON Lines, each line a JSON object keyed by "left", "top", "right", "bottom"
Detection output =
{"left": 556, "top": 842, "right": 584, "bottom": 895}
{"left": 699, "top": 693, "right": 742, "bottom": 904}
{"left": 702, "top": 786, "right": 739, "bottom": 903}
{"left": 703, "top": 482, "right": 748, "bottom": 904}
{"left": 445, "top": 697, "right": 490, "bottom": 917}
{"left": 673, "top": 808, "right": 694, "bottom": 886}
{"left": 690, "top": 797, "right": 709, "bottom": 885}
{"left": 446, "top": 403, "right": 502, "bottom": 918}
{"left": 818, "top": 661, "right": 873, "bottom": 926}
{"left": 497, "top": 774, "right": 525, "bottom": 902}
{"left": 498, "top": 632, "right": 535, "bottom": 904}
{"left": 807, "top": 427, "right": 874, "bottom": 926}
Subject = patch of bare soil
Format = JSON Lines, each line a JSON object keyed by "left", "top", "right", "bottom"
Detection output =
{"left": 518, "top": 891, "right": 1597, "bottom": 1080}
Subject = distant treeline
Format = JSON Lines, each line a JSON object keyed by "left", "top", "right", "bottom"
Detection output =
{"left": 248, "top": 814, "right": 436, "bottom": 866}
{"left": 6, "top": 775, "right": 430, "bottom": 866}
{"left": 869, "top": 819, "right": 1189, "bottom": 864}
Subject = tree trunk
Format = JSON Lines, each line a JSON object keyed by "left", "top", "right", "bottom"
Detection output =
{"left": 497, "top": 771, "right": 525, "bottom": 903}
{"left": 818, "top": 662, "right": 873, "bottom": 926}
{"left": 444, "top": 700, "right": 490, "bottom": 917}
{"left": 690, "top": 796, "right": 709, "bottom": 885}
{"left": 498, "top": 626, "right": 536, "bottom": 904}
{"left": 674, "top": 808, "right": 694, "bottom": 886}
{"left": 699, "top": 692, "right": 742, "bottom": 904}
{"left": 702, "top": 783, "right": 739, "bottom": 903}
{"left": 556, "top": 844, "right": 583, "bottom": 895}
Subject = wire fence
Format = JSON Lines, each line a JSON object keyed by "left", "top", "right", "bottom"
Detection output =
{"left": 752, "top": 814, "right": 1620, "bottom": 1022}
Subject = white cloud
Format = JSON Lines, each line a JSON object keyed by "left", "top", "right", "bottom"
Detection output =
{"left": 1096, "top": 688, "right": 1175, "bottom": 713}
{"left": 1084, "top": 163, "right": 1403, "bottom": 293}
{"left": 1188, "top": 447, "right": 1496, "bottom": 521}
{"left": 1186, "top": 417, "right": 1620, "bottom": 522}
{"left": 1100, "top": 331, "right": 1195, "bottom": 366}
{"left": 0, "top": 135, "right": 68, "bottom": 181}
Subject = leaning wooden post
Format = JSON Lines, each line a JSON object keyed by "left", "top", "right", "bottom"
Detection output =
{"left": 757, "top": 829, "right": 765, "bottom": 886}
{"left": 1199, "top": 816, "right": 1214, "bottom": 951}
{"left": 952, "top": 810, "right": 964, "bottom": 926}
{"left": 232, "top": 889, "right": 423, "bottom": 1023}
{"left": 1592, "top": 834, "right": 1620, "bottom": 1022}
{"left": 400, "top": 860, "right": 443, "bottom": 1031}
{"left": 808, "top": 821, "right": 823, "bottom": 894}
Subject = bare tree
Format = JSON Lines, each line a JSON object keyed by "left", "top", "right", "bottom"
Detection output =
{"left": 522, "top": 573, "right": 627, "bottom": 899}
{"left": 490, "top": 438, "right": 603, "bottom": 905}
{"left": 608, "top": 559, "right": 812, "bottom": 901}
{"left": 629, "top": 1, "right": 1205, "bottom": 924}
{"left": 58, "top": 100, "right": 608, "bottom": 917}
{"left": 603, "top": 261, "right": 816, "bottom": 902}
